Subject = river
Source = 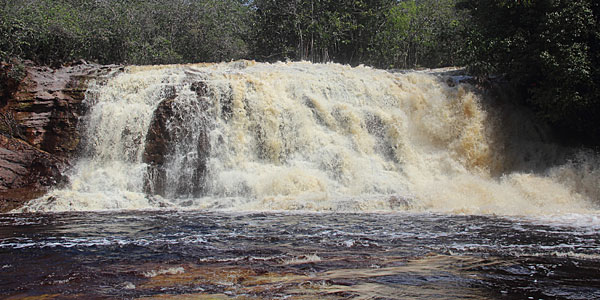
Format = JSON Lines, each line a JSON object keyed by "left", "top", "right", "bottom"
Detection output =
{"left": 2, "top": 211, "right": 600, "bottom": 299}
{"left": 1, "top": 61, "right": 599, "bottom": 299}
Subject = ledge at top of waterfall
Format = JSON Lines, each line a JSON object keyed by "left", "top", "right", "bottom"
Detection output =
{"left": 18, "top": 61, "right": 600, "bottom": 216}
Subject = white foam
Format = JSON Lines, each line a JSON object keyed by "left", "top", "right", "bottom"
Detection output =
{"left": 282, "top": 254, "right": 322, "bottom": 265}
{"left": 18, "top": 61, "right": 600, "bottom": 217}
{"left": 143, "top": 267, "right": 185, "bottom": 278}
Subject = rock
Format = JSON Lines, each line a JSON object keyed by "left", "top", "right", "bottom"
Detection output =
{"left": 142, "top": 93, "right": 176, "bottom": 196}
{"left": 0, "top": 135, "right": 68, "bottom": 212}
{"left": 143, "top": 83, "right": 211, "bottom": 198}
{"left": 143, "top": 88, "right": 177, "bottom": 167}
{"left": 7, "top": 64, "right": 89, "bottom": 155}
{"left": 0, "top": 62, "right": 122, "bottom": 212}
{"left": 0, "top": 188, "right": 48, "bottom": 213}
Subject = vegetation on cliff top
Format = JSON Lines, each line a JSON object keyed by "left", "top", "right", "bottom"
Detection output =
{"left": 1, "top": 0, "right": 598, "bottom": 145}
{"left": 0, "top": 0, "right": 466, "bottom": 69}
{"left": 459, "top": 0, "right": 600, "bottom": 145}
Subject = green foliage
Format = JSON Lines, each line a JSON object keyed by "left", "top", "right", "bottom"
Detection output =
{"left": 460, "top": 0, "right": 600, "bottom": 145}
{"left": 371, "top": 0, "right": 466, "bottom": 68}
{"left": 251, "top": 0, "right": 464, "bottom": 68}
{"left": 250, "top": 0, "right": 384, "bottom": 63}
{"left": 0, "top": 0, "right": 250, "bottom": 65}
{"left": 3, "top": 0, "right": 598, "bottom": 144}
{"left": 1, "top": 0, "right": 465, "bottom": 69}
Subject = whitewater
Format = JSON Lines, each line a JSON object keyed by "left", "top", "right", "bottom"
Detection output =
{"left": 19, "top": 61, "right": 600, "bottom": 216}
{"left": 4, "top": 61, "right": 600, "bottom": 300}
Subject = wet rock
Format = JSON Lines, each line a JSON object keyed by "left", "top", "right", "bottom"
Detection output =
{"left": 143, "top": 83, "right": 211, "bottom": 198}
{"left": 143, "top": 93, "right": 177, "bottom": 196}
{"left": 6, "top": 64, "right": 98, "bottom": 155}
{"left": 143, "top": 92, "right": 177, "bottom": 167}
{"left": 0, "top": 62, "right": 122, "bottom": 212}
{"left": 0, "top": 135, "right": 68, "bottom": 212}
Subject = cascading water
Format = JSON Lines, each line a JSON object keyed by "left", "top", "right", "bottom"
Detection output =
{"left": 21, "top": 61, "right": 600, "bottom": 215}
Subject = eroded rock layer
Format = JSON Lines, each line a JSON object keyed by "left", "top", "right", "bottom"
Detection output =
{"left": 0, "top": 61, "right": 121, "bottom": 211}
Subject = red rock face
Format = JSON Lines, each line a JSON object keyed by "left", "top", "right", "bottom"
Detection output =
{"left": 7, "top": 62, "right": 117, "bottom": 156}
{"left": 0, "top": 61, "right": 122, "bottom": 212}
{"left": 0, "top": 135, "right": 68, "bottom": 211}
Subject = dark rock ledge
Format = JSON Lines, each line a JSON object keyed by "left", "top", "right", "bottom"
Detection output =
{"left": 0, "top": 61, "right": 121, "bottom": 212}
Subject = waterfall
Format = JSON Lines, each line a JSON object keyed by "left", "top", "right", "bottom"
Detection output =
{"left": 21, "top": 61, "right": 600, "bottom": 215}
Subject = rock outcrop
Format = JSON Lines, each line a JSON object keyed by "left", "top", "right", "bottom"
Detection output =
{"left": 0, "top": 61, "right": 121, "bottom": 212}
{"left": 143, "top": 82, "right": 211, "bottom": 198}
{"left": 0, "top": 135, "right": 67, "bottom": 212}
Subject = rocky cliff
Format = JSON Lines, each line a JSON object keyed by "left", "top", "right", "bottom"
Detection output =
{"left": 0, "top": 61, "right": 121, "bottom": 212}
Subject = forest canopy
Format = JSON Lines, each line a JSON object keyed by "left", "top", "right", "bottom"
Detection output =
{"left": 0, "top": 0, "right": 465, "bottom": 68}
{"left": 1, "top": 0, "right": 599, "bottom": 145}
{"left": 459, "top": 0, "right": 600, "bottom": 145}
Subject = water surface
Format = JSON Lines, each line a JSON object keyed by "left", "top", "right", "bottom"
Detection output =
{"left": 1, "top": 210, "right": 599, "bottom": 299}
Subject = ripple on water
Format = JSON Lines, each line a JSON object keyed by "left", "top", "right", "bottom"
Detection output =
{"left": 0, "top": 211, "right": 599, "bottom": 299}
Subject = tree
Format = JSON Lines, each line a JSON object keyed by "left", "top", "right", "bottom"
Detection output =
{"left": 369, "top": 0, "right": 465, "bottom": 69}
{"left": 460, "top": 0, "right": 600, "bottom": 145}
{"left": 0, "top": 0, "right": 251, "bottom": 65}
